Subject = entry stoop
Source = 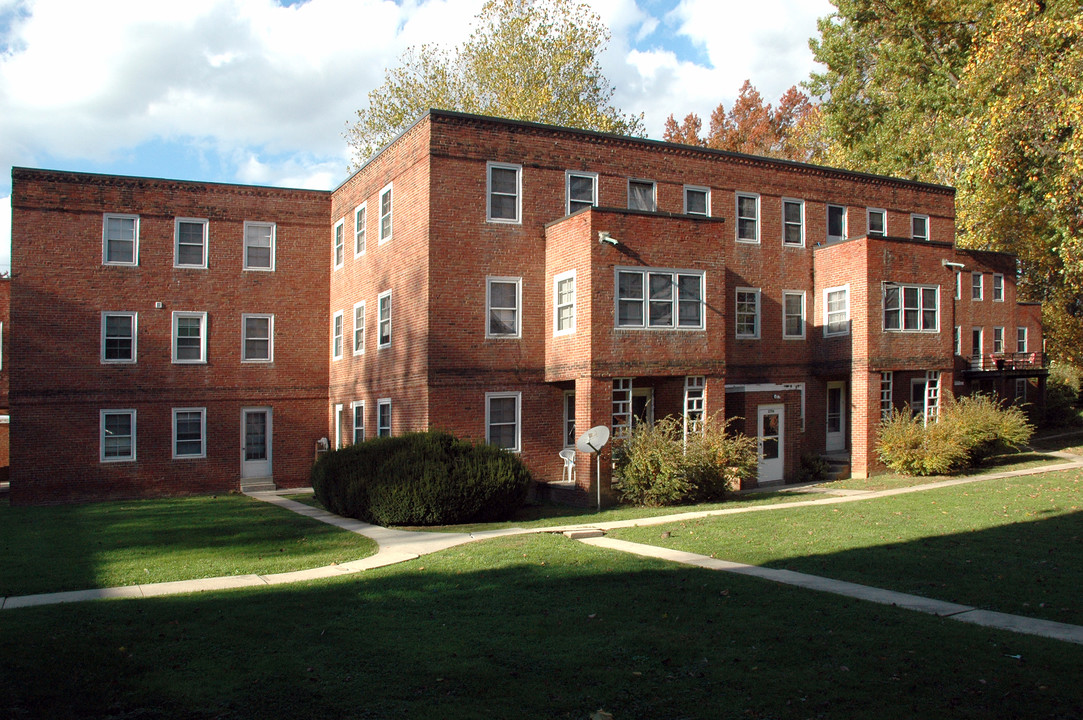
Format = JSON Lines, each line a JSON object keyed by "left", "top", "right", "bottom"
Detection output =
{"left": 240, "top": 477, "right": 276, "bottom": 493}
{"left": 822, "top": 453, "right": 851, "bottom": 480}
{"left": 534, "top": 481, "right": 593, "bottom": 507}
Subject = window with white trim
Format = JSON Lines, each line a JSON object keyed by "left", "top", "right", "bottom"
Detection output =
{"left": 172, "top": 312, "right": 208, "bottom": 364}
{"left": 103, "top": 213, "right": 139, "bottom": 265}
{"left": 736, "top": 193, "right": 759, "bottom": 243}
{"left": 334, "top": 403, "right": 344, "bottom": 449}
{"left": 333, "top": 219, "right": 344, "bottom": 269}
{"left": 972, "top": 327, "right": 983, "bottom": 357}
{"left": 332, "top": 310, "right": 343, "bottom": 360}
{"left": 487, "top": 276, "right": 521, "bottom": 338}
{"left": 566, "top": 171, "right": 598, "bottom": 214}
{"left": 684, "top": 185, "right": 710, "bottom": 216}
{"left": 378, "top": 291, "right": 392, "bottom": 348}
{"left": 684, "top": 376, "right": 705, "bottom": 440}
{"left": 174, "top": 218, "right": 208, "bottom": 268}
{"left": 1017, "top": 327, "right": 1028, "bottom": 353}
{"left": 628, "top": 179, "right": 656, "bottom": 211}
{"left": 616, "top": 268, "right": 704, "bottom": 329}
{"left": 993, "top": 327, "right": 1004, "bottom": 354}
{"left": 554, "top": 270, "right": 576, "bottom": 335}
{"left": 379, "top": 183, "right": 393, "bottom": 244}
{"left": 867, "top": 208, "right": 886, "bottom": 237}
{"left": 993, "top": 274, "right": 1004, "bottom": 302}
{"left": 354, "top": 203, "right": 367, "bottom": 256}
{"left": 563, "top": 391, "right": 576, "bottom": 448}
{"left": 486, "top": 392, "right": 521, "bottom": 451}
{"left": 243, "top": 222, "right": 275, "bottom": 271}
{"left": 242, "top": 314, "right": 273, "bottom": 362}
{"left": 101, "top": 409, "right": 136, "bottom": 462}
{"left": 827, "top": 204, "right": 846, "bottom": 242}
{"left": 353, "top": 301, "right": 365, "bottom": 355}
{"left": 352, "top": 401, "right": 365, "bottom": 444}
{"left": 172, "top": 407, "right": 206, "bottom": 459}
{"left": 911, "top": 214, "right": 929, "bottom": 241}
{"left": 955, "top": 271, "right": 962, "bottom": 300}
{"left": 377, "top": 399, "right": 391, "bottom": 437}
{"left": 782, "top": 291, "right": 805, "bottom": 339}
{"left": 880, "top": 372, "right": 893, "bottom": 421}
{"left": 884, "top": 284, "right": 938, "bottom": 332}
{"left": 612, "top": 378, "right": 632, "bottom": 439}
{"left": 972, "top": 272, "right": 983, "bottom": 300}
{"left": 735, "top": 288, "right": 760, "bottom": 339}
{"left": 824, "top": 285, "right": 850, "bottom": 337}
{"left": 101, "top": 312, "right": 137, "bottom": 363}
{"left": 487, "top": 162, "right": 521, "bottom": 223}
{"left": 782, "top": 198, "right": 804, "bottom": 246}
{"left": 954, "top": 326, "right": 961, "bottom": 355}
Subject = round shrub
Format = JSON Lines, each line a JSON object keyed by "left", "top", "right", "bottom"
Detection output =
{"left": 311, "top": 430, "right": 532, "bottom": 526}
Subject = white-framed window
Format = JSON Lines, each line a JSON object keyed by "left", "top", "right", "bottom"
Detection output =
{"left": 884, "top": 283, "right": 939, "bottom": 332}
{"left": 174, "top": 218, "right": 208, "bottom": 268}
{"left": 378, "top": 290, "right": 392, "bottom": 348}
{"left": 628, "top": 179, "right": 656, "bottom": 211}
{"left": 735, "top": 288, "right": 761, "bottom": 339}
{"left": 827, "top": 204, "right": 847, "bottom": 242}
{"left": 880, "top": 371, "right": 893, "bottom": 421}
{"left": 1015, "top": 378, "right": 1028, "bottom": 401}
{"left": 172, "top": 407, "right": 206, "bottom": 459}
{"left": 172, "top": 311, "right": 208, "bottom": 364}
{"left": 566, "top": 171, "right": 598, "bottom": 214}
{"left": 354, "top": 203, "right": 367, "bottom": 257}
{"left": 736, "top": 192, "right": 760, "bottom": 243}
{"left": 563, "top": 391, "right": 576, "bottom": 448}
{"left": 352, "top": 401, "right": 365, "bottom": 444}
{"left": 487, "top": 276, "right": 521, "bottom": 338}
{"left": 487, "top": 162, "right": 521, "bottom": 223}
{"left": 615, "top": 268, "right": 704, "bottom": 330}
{"left": 972, "top": 327, "right": 983, "bottom": 357}
{"left": 103, "top": 213, "right": 139, "bottom": 266}
{"left": 377, "top": 399, "right": 391, "bottom": 437}
{"left": 333, "top": 218, "right": 345, "bottom": 269}
{"left": 824, "top": 285, "right": 850, "bottom": 337}
{"left": 242, "top": 314, "right": 273, "bottom": 362}
{"left": 1017, "top": 327, "right": 1028, "bottom": 353}
{"left": 612, "top": 378, "right": 632, "bottom": 439}
{"left": 782, "top": 198, "right": 804, "bottom": 246}
{"left": 955, "top": 271, "right": 962, "bottom": 300}
{"left": 485, "top": 391, "right": 521, "bottom": 451}
{"left": 243, "top": 222, "right": 275, "bottom": 271}
{"left": 100, "top": 409, "right": 136, "bottom": 462}
{"left": 993, "top": 327, "right": 1004, "bottom": 354}
{"left": 684, "top": 185, "right": 710, "bottom": 216}
{"left": 911, "top": 214, "right": 930, "bottom": 241}
{"left": 867, "top": 208, "right": 887, "bottom": 237}
{"left": 332, "top": 310, "right": 343, "bottom": 360}
{"left": 684, "top": 376, "right": 705, "bottom": 441}
{"left": 993, "top": 274, "right": 1004, "bottom": 302}
{"left": 954, "top": 326, "right": 962, "bottom": 355}
{"left": 782, "top": 291, "right": 805, "bottom": 339}
{"left": 554, "top": 270, "right": 576, "bottom": 335}
{"left": 101, "top": 312, "right": 137, "bottom": 363}
{"left": 334, "top": 403, "right": 344, "bottom": 449}
{"left": 353, "top": 301, "right": 365, "bottom": 355}
{"left": 379, "top": 183, "right": 393, "bottom": 244}
{"left": 972, "top": 272, "right": 983, "bottom": 300}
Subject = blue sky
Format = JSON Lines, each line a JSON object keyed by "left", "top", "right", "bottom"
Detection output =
{"left": 0, "top": 0, "right": 835, "bottom": 272}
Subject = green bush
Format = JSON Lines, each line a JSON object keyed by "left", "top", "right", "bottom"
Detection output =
{"left": 797, "top": 454, "right": 832, "bottom": 484}
{"left": 877, "top": 395, "right": 1034, "bottom": 476}
{"left": 1044, "top": 363, "right": 1083, "bottom": 427}
{"left": 311, "top": 430, "right": 532, "bottom": 526}
{"left": 612, "top": 415, "right": 757, "bottom": 506}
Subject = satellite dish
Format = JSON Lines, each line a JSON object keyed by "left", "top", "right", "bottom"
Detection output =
{"left": 576, "top": 425, "right": 610, "bottom": 454}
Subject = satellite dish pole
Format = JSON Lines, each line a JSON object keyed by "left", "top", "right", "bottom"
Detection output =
{"left": 576, "top": 425, "right": 611, "bottom": 511}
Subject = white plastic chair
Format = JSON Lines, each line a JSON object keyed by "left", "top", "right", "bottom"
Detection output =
{"left": 559, "top": 448, "right": 576, "bottom": 484}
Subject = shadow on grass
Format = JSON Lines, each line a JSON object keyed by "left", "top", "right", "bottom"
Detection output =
{"left": 2, "top": 534, "right": 1081, "bottom": 720}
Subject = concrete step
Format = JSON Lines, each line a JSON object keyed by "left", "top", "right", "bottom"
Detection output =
{"left": 240, "top": 478, "right": 276, "bottom": 493}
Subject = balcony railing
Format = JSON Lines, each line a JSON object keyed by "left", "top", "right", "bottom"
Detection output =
{"left": 966, "top": 352, "right": 1046, "bottom": 372}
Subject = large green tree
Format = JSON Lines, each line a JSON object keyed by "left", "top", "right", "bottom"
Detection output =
{"left": 345, "top": 0, "right": 644, "bottom": 169}
{"left": 808, "top": 0, "right": 1083, "bottom": 363}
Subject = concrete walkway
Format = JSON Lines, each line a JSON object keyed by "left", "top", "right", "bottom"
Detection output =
{"left": 4, "top": 457, "right": 1083, "bottom": 647}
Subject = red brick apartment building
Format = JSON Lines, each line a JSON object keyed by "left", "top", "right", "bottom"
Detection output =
{"left": 8, "top": 110, "right": 1046, "bottom": 504}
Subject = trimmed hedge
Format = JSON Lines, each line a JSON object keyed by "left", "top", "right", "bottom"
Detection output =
{"left": 311, "top": 430, "right": 532, "bottom": 526}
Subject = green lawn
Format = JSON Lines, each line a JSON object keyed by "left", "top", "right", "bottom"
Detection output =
{"left": 0, "top": 494, "right": 378, "bottom": 597}
{"left": 2, "top": 533, "right": 1080, "bottom": 719}
{"left": 610, "top": 471, "right": 1083, "bottom": 625}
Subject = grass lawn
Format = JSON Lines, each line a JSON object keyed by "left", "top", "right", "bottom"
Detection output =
{"left": 610, "top": 471, "right": 1083, "bottom": 626}
{"left": 0, "top": 494, "right": 378, "bottom": 597}
{"left": 2, "top": 533, "right": 1081, "bottom": 719}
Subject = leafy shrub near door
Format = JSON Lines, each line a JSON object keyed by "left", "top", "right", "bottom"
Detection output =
{"left": 311, "top": 430, "right": 532, "bottom": 525}
{"left": 612, "top": 415, "right": 757, "bottom": 506}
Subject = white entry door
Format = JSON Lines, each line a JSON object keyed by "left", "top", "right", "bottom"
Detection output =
{"left": 757, "top": 404, "right": 784, "bottom": 483}
{"left": 241, "top": 407, "right": 272, "bottom": 479}
{"left": 826, "top": 382, "right": 846, "bottom": 452}
{"left": 631, "top": 387, "right": 654, "bottom": 428}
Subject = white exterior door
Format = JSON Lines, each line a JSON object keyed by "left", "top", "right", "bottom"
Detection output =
{"left": 631, "top": 387, "right": 654, "bottom": 428}
{"left": 241, "top": 407, "right": 272, "bottom": 479}
{"left": 757, "top": 404, "right": 784, "bottom": 483}
{"left": 826, "top": 382, "right": 846, "bottom": 452}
